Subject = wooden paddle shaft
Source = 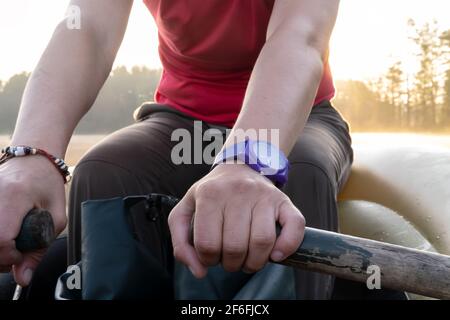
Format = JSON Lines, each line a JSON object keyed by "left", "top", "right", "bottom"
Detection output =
{"left": 281, "top": 227, "right": 450, "bottom": 300}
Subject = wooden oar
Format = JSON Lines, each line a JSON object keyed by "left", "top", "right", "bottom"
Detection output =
{"left": 280, "top": 227, "right": 450, "bottom": 300}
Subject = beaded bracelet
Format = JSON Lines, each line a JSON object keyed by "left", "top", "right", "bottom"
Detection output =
{"left": 0, "top": 146, "right": 71, "bottom": 184}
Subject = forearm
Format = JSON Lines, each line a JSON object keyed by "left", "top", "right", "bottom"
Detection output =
{"left": 226, "top": 37, "right": 324, "bottom": 155}
{"left": 11, "top": 22, "right": 114, "bottom": 158}
{"left": 224, "top": 0, "right": 339, "bottom": 156}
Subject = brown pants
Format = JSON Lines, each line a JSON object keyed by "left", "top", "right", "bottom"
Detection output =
{"left": 68, "top": 101, "right": 353, "bottom": 299}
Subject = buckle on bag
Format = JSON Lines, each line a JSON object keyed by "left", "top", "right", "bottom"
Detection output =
{"left": 125, "top": 194, "right": 179, "bottom": 222}
{"left": 145, "top": 194, "right": 179, "bottom": 221}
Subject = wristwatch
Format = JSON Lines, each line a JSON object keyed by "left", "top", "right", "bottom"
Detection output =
{"left": 212, "top": 139, "right": 289, "bottom": 188}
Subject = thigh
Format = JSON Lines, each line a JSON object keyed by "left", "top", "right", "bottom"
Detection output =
{"left": 68, "top": 112, "right": 211, "bottom": 265}
{"left": 283, "top": 101, "right": 353, "bottom": 299}
{"left": 288, "top": 101, "right": 353, "bottom": 196}
{"left": 285, "top": 101, "right": 353, "bottom": 223}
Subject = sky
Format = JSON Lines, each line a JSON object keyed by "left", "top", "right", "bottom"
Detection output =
{"left": 1, "top": 0, "right": 450, "bottom": 82}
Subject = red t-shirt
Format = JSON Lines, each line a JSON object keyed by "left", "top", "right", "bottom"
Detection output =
{"left": 144, "top": 0, "right": 335, "bottom": 127}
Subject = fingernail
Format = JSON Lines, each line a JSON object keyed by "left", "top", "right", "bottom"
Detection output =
{"left": 22, "top": 268, "right": 34, "bottom": 285}
{"left": 271, "top": 251, "right": 284, "bottom": 262}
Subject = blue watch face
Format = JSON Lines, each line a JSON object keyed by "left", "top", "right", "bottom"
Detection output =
{"left": 251, "top": 141, "right": 287, "bottom": 171}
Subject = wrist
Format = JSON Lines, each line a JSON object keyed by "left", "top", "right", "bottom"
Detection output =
{"left": 211, "top": 161, "right": 279, "bottom": 193}
{"left": 10, "top": 136, "right": 67, "bottom": 160}
{"left": 212, "top": 159, "right": 263, "bottom": 175}
{"left": 1, "top": 156, "right": 64, "bottom": 183}
{"left": 213, "top": 139, "right": 289, "bottom": 188}
{"left": 1, "top": 146, "right": 71, "bottom": 183}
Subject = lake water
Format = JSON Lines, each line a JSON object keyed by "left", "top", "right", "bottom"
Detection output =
{"left": 1, "top": 133, "right": 450, "bottom": 166}
{"left": 351, "top": 133, "right": 450, "bottom": 149}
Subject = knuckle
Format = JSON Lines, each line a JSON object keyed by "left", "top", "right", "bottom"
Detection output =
{"left": 167, "top": 205, "right": 184, "bottom": 229}
{"left": 261, "top": 181, "right": 278, "bottom": 193}
{"left": 251, "top": 233, "right": 275, "bottom": 249}
{"left": 263, "top": 190, "right": 286, "bottom": 205}
{"left": 278, "top": 198, "right": 295, "bottom": 213}
{"left": 298, "top": 213, "right": 306, "bottom": 227}
{"left": 288, "top": 204, "right": 306, "bottom": 226}
{"left": 256, "top": 198, "right": 278, "bottom": 212}
{"left": 196, "top": 181, "right": 221, "bottom": 200}
{"left": 223, "top": 242, "right": 247, "bottom": 258}
{"left": 230, "top": 178, "right": 257, "bottom": 193}
{"left": 195, "top": 239, "right": 220, "bottom": 257}
{"left": 277, "top": 192, "right": 291, "bottom": 202}
{"left": 167, "top": 211, "right": 176, "bottom": 228}
{"left": 172, "top": 245, "right": 184, "bottom": 261}
{"left": 284, "top": 236, "right": 302, "bottom": 254}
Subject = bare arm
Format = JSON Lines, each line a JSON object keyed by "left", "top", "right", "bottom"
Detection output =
{"left": 227, "top": 0, "right": 340, "bottom": 153}
{"left": 11, "top": 0, "right": 133, "bottom": 158}
{"left": 0, "top": 0, "right": 133, "bottom": 286}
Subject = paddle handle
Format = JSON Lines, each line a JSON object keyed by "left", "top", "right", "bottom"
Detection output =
{"left": 190, "top": 216, "right": 450, "bottom": 299}
{"left": 15, "top": 208, "right": 56, "bottom": 252}
{"left": 282, "top": 227, "right": 450, "bottom": 300}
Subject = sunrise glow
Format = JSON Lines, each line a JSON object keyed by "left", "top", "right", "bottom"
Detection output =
{"left": 1, "top": 0, "right": 450, "bottom": 82}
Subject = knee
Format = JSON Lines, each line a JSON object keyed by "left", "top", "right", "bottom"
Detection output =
{"left": 72, "top": 141, "right": 113, "bottom": 184}
{"left": 71, "top": 133, "right": 140, "bottom": 188}
{"left": 69, "top": 132, "right": 160, "bottom": 201}
{"left": 76, "top": 134, "right": 125, "bottom": 166}
{"left": 71, "top": 161, "right": 122, "bottom": 201}
{"left": 70, "top": 132, "right": 143, "bottom": 195}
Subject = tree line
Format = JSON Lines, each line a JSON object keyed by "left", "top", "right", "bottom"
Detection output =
{"left": 335, "top": 20, "right": 450, "bottom": 132}
{"left": 1, "top": 20, "right": 449, "bottom": 134}
{"left": 0, "top": 66, "right": 162, "bottom": 134}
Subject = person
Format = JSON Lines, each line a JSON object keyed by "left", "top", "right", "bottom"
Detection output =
{"left": 0, "top": 0, "right": 355, "bottom": 299}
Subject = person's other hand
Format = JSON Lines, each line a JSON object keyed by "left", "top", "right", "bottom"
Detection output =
{"left": 0, "top": 157, "right": 66, "bottom": 286}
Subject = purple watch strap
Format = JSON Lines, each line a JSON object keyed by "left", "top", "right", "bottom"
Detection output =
{"left": 213, "top": 139, "right": 289, "bottom": 188}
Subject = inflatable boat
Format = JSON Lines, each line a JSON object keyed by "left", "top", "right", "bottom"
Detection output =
{"left": 336, "top": 137, "right": 450, "bottom": 299}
